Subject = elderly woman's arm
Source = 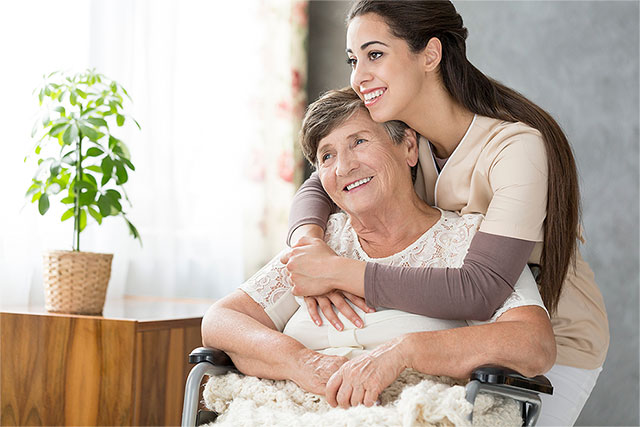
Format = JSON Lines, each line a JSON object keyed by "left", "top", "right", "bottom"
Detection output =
{"left": 202, "top": 290, "right": 347, "bottom": 395}
{"left": 324, "top": 305, "right": 556, "bottom": 408}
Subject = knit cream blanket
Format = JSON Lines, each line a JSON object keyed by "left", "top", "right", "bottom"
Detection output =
{"left": 203, "top": 369, "right": 522, "bottom": 426}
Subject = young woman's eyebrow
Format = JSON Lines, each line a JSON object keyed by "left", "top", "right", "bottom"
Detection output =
{"left": 346, "top": 40, "right": 389, "bottom": 54}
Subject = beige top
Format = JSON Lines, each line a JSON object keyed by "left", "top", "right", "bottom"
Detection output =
{"left": 241, "top": 210, "right": 547, "bottom": 359}
{"left": 415, "top": 115, "right": 609, "bottom": 369}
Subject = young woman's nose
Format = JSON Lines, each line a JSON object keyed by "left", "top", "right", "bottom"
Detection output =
{"left": 351, "top": 62, "right": 372, "bottom": 91}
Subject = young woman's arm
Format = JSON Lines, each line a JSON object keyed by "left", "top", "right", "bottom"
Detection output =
{"left": 287, "top": 181, "right": 535, "bottom": 321}
{"left": 201, "top": 290, "right": 347, "bottom": 395}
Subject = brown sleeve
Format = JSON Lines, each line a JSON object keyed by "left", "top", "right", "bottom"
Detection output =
{"left": 287, "top": 172, "right": 336, "bottom": 246}
{"left": 364, "top": 232, "right": 535, "bottom": 320}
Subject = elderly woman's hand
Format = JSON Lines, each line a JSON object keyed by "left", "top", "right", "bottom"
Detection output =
{"left": 281, "top": 236, "right": 366, "bottom": 298}
{"left": 325, "top": 337, "right": 408, "bottom": 408}
{"left": 292, "top": 349, "right": 349, "bottom": 395}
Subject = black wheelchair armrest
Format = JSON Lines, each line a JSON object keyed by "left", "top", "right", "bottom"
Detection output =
{"left": 189, "top": 346, "right": 236, "bottom": 369}
{"left": 466, "top": 365, "right": 553, "bottom": 426}
{"left": 470, "top": 364, "right": 553, "bottom": 395}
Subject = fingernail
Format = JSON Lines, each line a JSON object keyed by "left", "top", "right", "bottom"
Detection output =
{"left": 355, "top": 320, "right": 363, "bottom": 328}
{"left": 315, "top": 320, "right": 321, "bottom": 326}
{"left": 334, "top": 322, "right": 343, "bottom": 331}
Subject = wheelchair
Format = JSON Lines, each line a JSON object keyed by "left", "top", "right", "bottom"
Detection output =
{"left": 181, "top": 346, "right": 553, "bottom": 426}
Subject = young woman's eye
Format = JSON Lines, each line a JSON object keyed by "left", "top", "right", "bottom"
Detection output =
{"left": 368, "top": 51, "right": 383, "bottom": 61}
{"left": 346, "top": 57, "right": 357, "bottom": 68}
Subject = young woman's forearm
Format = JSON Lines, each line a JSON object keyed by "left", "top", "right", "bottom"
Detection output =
{"left": 287, "top": 172, "right": 334, "bottom": 246}
{"left": 398, "top": 307, "right": 556, "bottom": 378}
{"left": 365, "top": 232, "right": 535, "bottom": 320}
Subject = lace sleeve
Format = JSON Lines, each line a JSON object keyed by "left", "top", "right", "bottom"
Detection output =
{"left": 239, "top": 250, "right": 300, "bottom": 331}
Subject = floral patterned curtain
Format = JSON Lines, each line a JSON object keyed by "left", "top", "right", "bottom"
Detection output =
{"left": 242, "top": 1, "right": 308, "bottom": 277}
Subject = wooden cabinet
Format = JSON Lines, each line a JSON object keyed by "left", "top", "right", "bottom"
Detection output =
{"left": 1, "top": 296, "right": 213, "bottom": 426}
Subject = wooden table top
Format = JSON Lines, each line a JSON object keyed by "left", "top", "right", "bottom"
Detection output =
{"left": 0, "top": 295, "right": 215, "bottom": 324}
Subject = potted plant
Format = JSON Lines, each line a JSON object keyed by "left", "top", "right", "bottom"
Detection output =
{"left": 26, "top": 69, "right": 141, "bottom": 314}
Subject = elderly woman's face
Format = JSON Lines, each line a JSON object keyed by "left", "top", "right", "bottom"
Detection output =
{"left": 316, "top": 109, "right": 414, "bottom": 215}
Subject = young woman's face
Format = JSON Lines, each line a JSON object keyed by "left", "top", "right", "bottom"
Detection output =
{"left": 346, "top": 13, "right": 426, "bottom": 123}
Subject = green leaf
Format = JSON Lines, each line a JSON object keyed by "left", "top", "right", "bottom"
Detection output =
{"left": 25, "top": 183, "right": 40, "bottom": 197}
{"left": 82, "top": 173, "right": 98, "bottom": 188}
{"left": 61, "top": 207, "right": 75, "bottom": 222}
{"left": 49, "top": 122, "right": 69, "bottom": 137}
{"left": 79, "top": 208, "right": 87, "bottom": 231}
{"left": 86, "top": 117, "right": 107, "bottom": 128}
{"left": 122, "top": 157, "right": 135, "bottom": 171}
{"left": 38, "top": 193, "right": 50, "bottom": 215}
{"left": 101, "top": 157, "right": 114, "bottom": 185}
{"left": 62, "top": 124, "right": 78, "bottom": 145}
{"left": 76, "top": 88, "right": 87, "bottom": 99}
{"left": 31, "top": 192, "right": 42, "bottom": 203}
{"left": 125, "top": 218, "right": 141, "bottom": 242}
{"left": 70, "top": 91, "right": 77, "bottom": 105}
{"left": 86, "top": 165, "right": 102, "bottom": 173}
{"left": 49, "top": 161, "right": 61, "bottom": 177}
{"left": 132, "top": 118, "right": 141, "bottom": 130}
{"left": 116, "top": 114, "right": 125, "bottom": 126}
{"left": 88, "top": 206, "right": 102, "bottom": 225}
{"left": 97, "top": 194, "right": 111, "bottom": 216}
{"left": 54, "top": 106, "right": 66, "bottom": 115}
{"left": 79, "top": 189, "right": 97, "bottom": 206}
{"left": 115, "top": 162, "right": 128, "bottom": 184}
{"left": 78, "top": 123, "right": 100, "bottom": 141}
{"left": 86, "top": 147, "right": 104, "bottom": 157}
{"left": 35, "top": 145, "right": 42, "bottom": 155}
{"left": 61, "top": 196, "right": 75, "bottom": 204}
{"left": 105, "top": 189, "right": 122, "bottom": 200}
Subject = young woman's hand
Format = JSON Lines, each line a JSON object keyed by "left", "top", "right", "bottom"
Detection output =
{"left": 291, "top": 349, "right": 348, "bottom": 395}
{"left": 304, "top": 291, "right": 375, "bottom": 331}
{"left": 325, "top": 337, "right": 409, "bottom": 408}
{"left": 281, "top": 236, "right": 366, "bottom": 297}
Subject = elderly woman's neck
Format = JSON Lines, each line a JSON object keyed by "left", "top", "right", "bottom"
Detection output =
{"left": 349, "top": 195, "right": 440, "bottom": 258}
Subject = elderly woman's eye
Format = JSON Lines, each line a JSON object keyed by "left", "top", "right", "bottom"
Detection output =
{"left": 355, "top": 138, "right": 366, "bottom": 146}
{"left": 321, "top": 153, "right": 333, "bottom": 162}
{"left": 369, "top": 51, "right": 383, "bottom": 60}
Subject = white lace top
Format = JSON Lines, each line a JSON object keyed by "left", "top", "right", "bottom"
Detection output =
{"left": 241, "top": 209, "right": 546, "bottom": 358}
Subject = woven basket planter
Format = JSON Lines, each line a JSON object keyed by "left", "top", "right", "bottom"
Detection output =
{"left": 42, "top": 250, "right": 113, "bottom": 315}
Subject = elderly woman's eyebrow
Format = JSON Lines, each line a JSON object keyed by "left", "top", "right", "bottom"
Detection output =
{"left": 346, "top": 40, "right": 389, "bottom": 54}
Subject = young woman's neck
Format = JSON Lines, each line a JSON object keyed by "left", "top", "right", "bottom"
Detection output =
{"left": 400, "top": 77, "right": 475, "bottom": 159}
{"left": 348, "top": 190, "right": 440, "bottom": 258}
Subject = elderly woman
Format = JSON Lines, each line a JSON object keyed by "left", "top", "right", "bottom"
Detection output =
{"left": 201, "top": 87, "right": 555, "bottom": 409}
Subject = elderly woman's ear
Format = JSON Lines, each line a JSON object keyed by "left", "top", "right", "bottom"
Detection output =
{"left": 403, "top": 128, "right": 419, "bottom": 167}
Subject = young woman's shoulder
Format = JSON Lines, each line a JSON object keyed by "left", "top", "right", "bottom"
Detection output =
{"left": 475, "top": 116, "right": 547, "bottom": 166}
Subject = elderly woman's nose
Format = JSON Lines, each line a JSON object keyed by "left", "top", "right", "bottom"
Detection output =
{"left": 335, "top": 152, "right": 358, "bottom": 176}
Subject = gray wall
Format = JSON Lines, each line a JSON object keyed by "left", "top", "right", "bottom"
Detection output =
{"left": 307, "top": 2, "right": 639, "bottom": 426}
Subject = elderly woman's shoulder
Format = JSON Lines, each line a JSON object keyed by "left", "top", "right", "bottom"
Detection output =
{"left": 439, "top": 209, "right": 485, "bottom": 233}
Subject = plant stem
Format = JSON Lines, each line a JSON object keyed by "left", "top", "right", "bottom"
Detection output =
{"left": 74, "top": 130, "right": 83, "bottom": 252}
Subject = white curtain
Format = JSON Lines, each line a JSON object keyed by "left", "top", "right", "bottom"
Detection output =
{"left": 0, "top": 0, "right": 307, "bottom": 305}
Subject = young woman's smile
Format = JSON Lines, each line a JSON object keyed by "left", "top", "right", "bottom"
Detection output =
{"left": 346, "top": 13, "right": 427, "bottom": 123}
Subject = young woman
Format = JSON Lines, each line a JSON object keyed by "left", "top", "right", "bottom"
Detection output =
{"left": 283, "top": 1, "right": 608, "bottom": 425}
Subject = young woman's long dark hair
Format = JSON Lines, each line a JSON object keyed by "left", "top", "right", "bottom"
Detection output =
{"left": 348, "top": 0, "right": 580, "bottom": 314}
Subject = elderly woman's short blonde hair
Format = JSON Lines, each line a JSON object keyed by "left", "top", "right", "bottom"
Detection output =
{"left": 300, "top": 87, "right": 409, "bottom": 165}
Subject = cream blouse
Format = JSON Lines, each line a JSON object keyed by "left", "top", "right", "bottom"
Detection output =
{"left": 240, "top": 209, "right": 547, "bottom": 359}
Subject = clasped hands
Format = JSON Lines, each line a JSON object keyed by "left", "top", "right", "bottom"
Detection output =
{"left": 294, "top": 338, "right": 408, "bottom": 408}
{"left": 280, "top": 235, "right": 372, "bottom": 331}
